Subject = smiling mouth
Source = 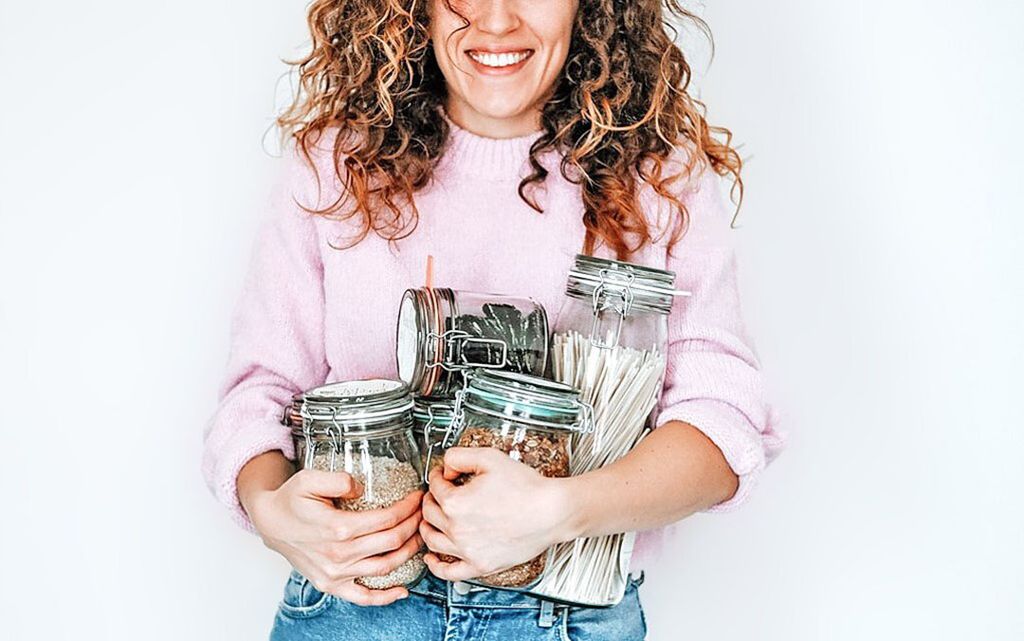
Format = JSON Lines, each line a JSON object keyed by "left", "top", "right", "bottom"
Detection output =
{"left": 465, "top": 49, "right": 534, "bottom": 68}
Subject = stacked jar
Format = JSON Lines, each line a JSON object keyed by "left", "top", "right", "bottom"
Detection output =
{"left": 395, "top": 287, "right": 549, "bottom": 398}
{"left": 291, "top": 379, "right": 427, "bottom": 590}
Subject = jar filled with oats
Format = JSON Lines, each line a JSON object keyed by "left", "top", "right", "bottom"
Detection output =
{"left": 435, "top": 369, "right": 593, "bottom": 590}
{"left": 292, "top": 379, "right": 427, "bottom": 590}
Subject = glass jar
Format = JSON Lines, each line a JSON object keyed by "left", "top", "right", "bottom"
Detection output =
{"left": 412, "top": 397, "right": 456, "bottom": 483}
{"left": 435, "top": 369, "right": 593, "bottom": 591}
{"left": 553, "top": 254, "right": 681, "bottom": 355}
{"left": 395, "top": 287, "right": 549, "bottom": 398}
{"left": 530, "top": 254, "right": 689, "bottom": 607}
{"left": 292, "top": 379, "right": 427, "bottom": 591}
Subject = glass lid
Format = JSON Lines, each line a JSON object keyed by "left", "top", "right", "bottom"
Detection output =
{"left": 566, "top": 254, "right": 686, "bottom": 315}
{"left": 299, "top": 379, "right": 414, "bottom": 429}
{"left": 460, "top": 369, "right": 586, "bottom": 428}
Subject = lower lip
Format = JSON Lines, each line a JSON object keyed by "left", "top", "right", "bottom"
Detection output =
{"left": 465, "top": 51, "right": 534, "bottom": 76}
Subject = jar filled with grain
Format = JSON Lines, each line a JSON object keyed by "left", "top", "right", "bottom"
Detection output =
{"left": 412, "top": 397, "right": 456, "bottom": 483}
{"left": 396, "top": 287, "right": 549, "bottom": 398}
{"left": 292, "top": 379, "right": 427, "bottom": 590}
{"left": 435, "top": 369, "right": 593, "bottom": 590}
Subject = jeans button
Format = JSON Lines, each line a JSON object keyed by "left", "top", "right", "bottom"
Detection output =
{"left": 453, "top": 581, "right": 472, "bottom": 595}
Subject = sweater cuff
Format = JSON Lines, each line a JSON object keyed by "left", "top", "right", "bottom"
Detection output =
{"left": 655, "top": 399, "right": 767, "bottom": 512}
{"left": 203, "top": 411, "right": 296, "bottom": 534}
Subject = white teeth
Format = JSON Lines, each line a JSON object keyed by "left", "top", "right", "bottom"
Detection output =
{"left": 468, "top": 50, "right": 530, "bottom": 68}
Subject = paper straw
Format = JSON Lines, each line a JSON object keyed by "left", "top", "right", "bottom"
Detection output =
{"left": 533, "top": 330, "right": 667, "bottom": 605}
{"left": 425, "top": 254, "right": 435, "bottom": 289}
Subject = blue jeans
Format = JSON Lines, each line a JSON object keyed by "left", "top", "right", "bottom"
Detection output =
{"left": 270, "top": 568, "right": 648, "bottom": 640}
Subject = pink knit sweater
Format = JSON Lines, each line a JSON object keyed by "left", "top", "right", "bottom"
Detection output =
{"left": 201, "top": 114, "right": 784, "bottom": 573}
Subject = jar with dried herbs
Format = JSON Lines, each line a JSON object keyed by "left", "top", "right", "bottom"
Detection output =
{"left": 292, "top": 379, "right": 427, "bottom": 590}
{"left": 434, "top": 369, "right": 593, "bottom": 590}
{"left": 396, "top": 287, "right": 549, "bottom": 398}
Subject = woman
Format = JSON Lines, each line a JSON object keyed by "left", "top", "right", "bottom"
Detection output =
{"left": 201, "top": 0, "right": 783, "bottom": 639}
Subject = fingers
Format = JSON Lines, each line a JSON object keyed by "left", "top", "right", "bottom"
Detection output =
{"left": 420, "top": 491, "right": 450, "bottom": 532}
{"left": 442, "top": 460, "right": 462, "bottom": 482}
{"left": 296, "top": 469, "right": 364, "bottom": 501}
{"left": 442, "top": 446, "right": 504, "bottom": 477}
{"left": 326, "top": 489, "right": 425, "bottom": 540}
{"left": 427, "top": 467, "right": 456, "bottom": 505}
{"left": 332, "top": 581, "right": 410, "bottom": 607}
{"left": 440, "top": 446, "right": 487, "bottom": 477}
{"left": 419, "top": 520, "right": 459, "bottom": 558}
{"left": 346, "top": 506, "right": 422, "bottom": 559}
{"left": 347, "top": 531, "right": 424, "bottom": 578}
{"left": 423, "top": 552, "right": 481, "bottom": 583}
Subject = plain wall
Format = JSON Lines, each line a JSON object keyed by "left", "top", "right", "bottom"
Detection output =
{"left": 1, "top": 1, "right": 1020, "bottom": 639}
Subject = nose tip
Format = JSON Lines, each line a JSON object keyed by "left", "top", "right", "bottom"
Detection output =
{"left": 474, "top": 1, "right": 520, "bottom": 35}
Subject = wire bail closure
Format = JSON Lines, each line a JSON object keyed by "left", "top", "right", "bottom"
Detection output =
{"left": 589, "top": 268, "right": 637, "bottom": 349}
{"left": 419, "top": 399, "right": 454, "bottom": 484}
{"left": 426, "top": 329, "right": 510, "bottom": 371}
{"left": 424, "top": 380, "right": 471, "bottom": 481}
{"left": 574, "top": 398, "right": 600, "bottom": 454}
{"left": 301, "top": 405, "right": 349, "bottom": 472}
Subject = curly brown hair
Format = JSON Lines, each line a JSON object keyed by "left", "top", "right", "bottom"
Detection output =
{"left": 277, "top": 0, "right": 743, "bottom": 259}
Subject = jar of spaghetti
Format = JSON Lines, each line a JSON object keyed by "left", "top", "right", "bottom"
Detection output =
{"left": 412, "top": 397, "right": 456, "bottom": 483}
{"left": 395, "top": 287, "right": 549, "bottom": 398}
{"left": 529, "top": 254, "right": 689, "bottom": 607}
{"left": 435, "top": 369, "right": 593, "bottom": 590}
{"left": 292, "top": 379, "right": 427, "bottom": 590}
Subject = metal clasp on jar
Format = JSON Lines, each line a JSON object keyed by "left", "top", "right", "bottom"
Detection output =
{"left": 424, "top": 386, "right": 470, "bottom": 483}
{"left": 301, "top": 420, "right": 346, "bottom": 472}
{"left": 589, "top": 268, "right": 636, "bottom": 349}
{"left": 419, "top": 400, "right": 453, "bottom": 484}
{"left": 571, "top": 398, "right": 602, "bottom": 456}
{"left": 427, "top": 328, "right": 510, "bottom": 371}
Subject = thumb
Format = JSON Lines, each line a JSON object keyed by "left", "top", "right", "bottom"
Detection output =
{"left": 296, "top": 469, "right": 364, "bottom": 500}
{"left": 442, "top": 446, "right": 506, "bottom": 478}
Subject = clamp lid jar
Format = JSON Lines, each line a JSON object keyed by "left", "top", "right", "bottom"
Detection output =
{"left": 535, "top": 255, "right": 688, "bottom": 607}
{"left": 291, "top": 379, "right": 426, "bottom": 590}
{"left": 434, "top": 369, "right": 593, "bottom": 591}
{"left": 561, "top": 254, "right": 686, "bottom": 349}
{"left": 396, "top": 287, "right": 549, "bottom": 398}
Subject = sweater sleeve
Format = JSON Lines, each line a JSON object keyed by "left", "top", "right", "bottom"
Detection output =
{"left": 200, "top": 148, "right": 330, "bottom": 533}
{"left": 654, "top": 165, "right": 785, "bottom": 512}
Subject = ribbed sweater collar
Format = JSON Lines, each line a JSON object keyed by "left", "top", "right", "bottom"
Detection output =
{"left": 437, "top": 110, "right": 548, "bottom": 180}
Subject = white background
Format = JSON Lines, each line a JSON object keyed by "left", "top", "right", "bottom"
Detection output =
{"left": 1, "top": 1, "right": 1021, "bottom": 639}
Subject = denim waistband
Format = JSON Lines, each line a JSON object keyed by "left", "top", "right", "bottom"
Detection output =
{"left": 408, "top": 570, "right": 645, "bottom": 610}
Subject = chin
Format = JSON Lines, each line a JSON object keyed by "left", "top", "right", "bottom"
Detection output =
{"left": 468, "top": 99, "right": 534, "bottom": 122}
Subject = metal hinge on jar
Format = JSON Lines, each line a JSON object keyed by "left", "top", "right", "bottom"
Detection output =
{"left": 589, "top": 267, "right": 638, "bottom": 348}
{"left": 426, "top": 328, "right": 510, "bottom": 371}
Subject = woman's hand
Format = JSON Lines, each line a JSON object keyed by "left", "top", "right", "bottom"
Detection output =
{"left": 241, "top": 457, "right": 424, "bottom": 607}
{"left": 418, "top": 447, "right": 577, "bottom": 582}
